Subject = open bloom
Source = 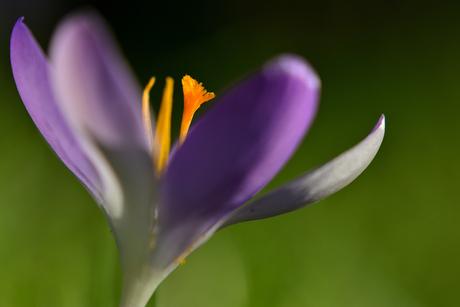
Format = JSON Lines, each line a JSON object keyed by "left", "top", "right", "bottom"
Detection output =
{"left": 11, "top": 12, "right": 385, "bottom": 307}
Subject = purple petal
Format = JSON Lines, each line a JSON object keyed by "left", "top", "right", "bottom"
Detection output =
{"left": 160, "top": 55, "right": 320, "bottom": 232}
{"left": 49, "top": 12, "right": 147, "bottom": 149}
{"left": 220, "top": 115, "right": 386, "bottom": 228}
{"left": 10, "top": 17, "right": 103, "bottom": 203}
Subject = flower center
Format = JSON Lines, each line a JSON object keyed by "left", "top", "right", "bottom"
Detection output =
{"left": 142, "top": 75, "right": 215, "bottom": 176}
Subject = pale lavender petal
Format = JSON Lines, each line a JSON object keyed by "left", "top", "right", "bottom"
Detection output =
{"left": 49, "top": 12, "right": 147, "bottom": 149}
{"left": 10, "top": 17, "right": 103, "bottom": 204}
{"left": 47, "top": 12, "right": 156, "bottom": 221}
{"left": 160, "top": 55, "right": 320, "bottom": 233}
{"left": 220, "top": 115, "right": 385, "bottom": 228}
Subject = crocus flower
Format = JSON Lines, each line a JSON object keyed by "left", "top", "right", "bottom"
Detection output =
{"left": 10, "top": 11, "right": 385, "bottom": 307}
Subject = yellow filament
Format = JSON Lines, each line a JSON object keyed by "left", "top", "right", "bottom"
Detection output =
{"left": 142, "top": 75, "right": 214, "bottom": 176}
{"left": 153, "top": 77, "right": 174, "bottom": 176}
{"left": 142, "top": 77, "right": 156, "bottom": 155}
{"left": 179, "top": 75, "right": 215, "bottom": 146}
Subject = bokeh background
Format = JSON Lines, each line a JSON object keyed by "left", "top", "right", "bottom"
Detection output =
{"left": 0, "top": 0, "right": 459, "bottom": 306}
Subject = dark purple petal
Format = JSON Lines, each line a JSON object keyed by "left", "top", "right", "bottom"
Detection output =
{"left": 10, "top": 17, "right": 103, "bottom": 203}
{"left": 161, "top": 55, "right": 320, "bottom": 232}
{"left": 49, "top": 12, "right": 147, "bottom": 149}
{"left": 220, "top": 115, "right": 386, "bottom": 228}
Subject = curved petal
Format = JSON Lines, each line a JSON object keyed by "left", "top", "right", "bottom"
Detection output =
{"left": 49, "top": 11, "right": 147, "bottom": 150}
{"left": 157, "top": 55, "right": 320, "bottom": 264}
{"left": 220, "top": 115, "right": 385, "bottom": 228}
{"left": 10, "top": 17, "right": 103, "bottom": 204}
{"left": 42, "top": 14, "right": 159, "bottom": 304}
{"left": 48, "top": 12, "right": 155, "bottom": 220}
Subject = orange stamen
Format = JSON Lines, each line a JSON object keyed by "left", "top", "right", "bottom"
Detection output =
{"left": 179, "top": 75, "right": 215, "bottom": 145}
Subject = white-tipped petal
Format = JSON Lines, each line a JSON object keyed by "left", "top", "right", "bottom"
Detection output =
{"left": 220, "top": 115, "right": 385, "bottom": 228}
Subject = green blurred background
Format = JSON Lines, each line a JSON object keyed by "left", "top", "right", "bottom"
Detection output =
{"left": 0, "top": 0, "right": 459, "bottom": 306}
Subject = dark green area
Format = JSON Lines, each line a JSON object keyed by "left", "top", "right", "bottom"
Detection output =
{"left": 0, "top": 0, "right": 458, "bottom": 306}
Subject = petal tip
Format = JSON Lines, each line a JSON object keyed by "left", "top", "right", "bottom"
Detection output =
{"left": 49, "top": 10, "right": 108, "bottom": 51}
{"left": 372, "top": 114, "right": 385, "bottom": 134}
{"left": 11, "top": 17, "right": 27, "bottom": 39}
{"left": 264, "top": 54, "right": 321, "bottom": 90}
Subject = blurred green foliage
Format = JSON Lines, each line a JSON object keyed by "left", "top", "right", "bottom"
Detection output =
{"left": 0, "top": 0, "right": 459, "bottom": 306}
